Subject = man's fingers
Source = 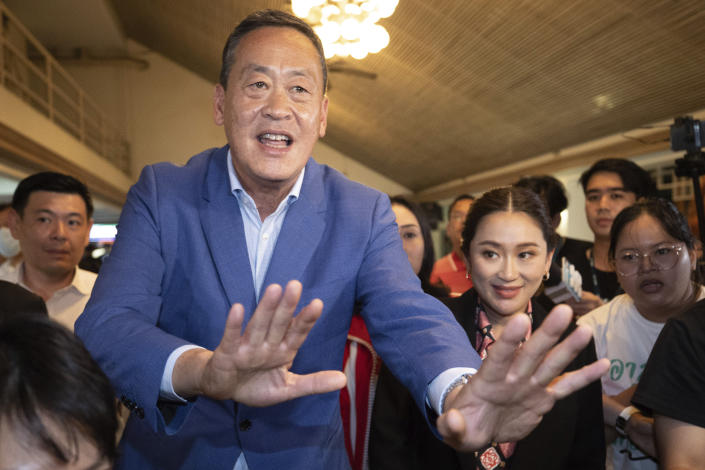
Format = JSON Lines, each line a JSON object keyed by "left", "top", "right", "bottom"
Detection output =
{"left": 266, "top": 280, "right": 303, "bottom": 344}
{"left": 284, "top": 370, "right": 347, "bottom": 402}
{"left": 533, "top": 324, "right": 594, "bottom": 386}
{"left": 244, "top": 370, "right": 346, "bottom": 408}
{"left": 548, "top": 358, "right": 609, "bottom": 399}
{"left": 508, "top": 304, "right": 574, "bottom": 379}
{"left": 243, "top": 283, "right": 283, "bottom": 345}
{"left": 218, "top": 303, "right": 245, "bottom": 355}
{"left": 285, "top": 298, "right": 323, "bottom": 351}
{"left": 476, "top": 313, "right": 531, "bottom": 382}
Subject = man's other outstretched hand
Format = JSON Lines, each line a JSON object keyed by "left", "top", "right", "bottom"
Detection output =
{"left": 437, "top": 304, "right": 609, "bottom": 451}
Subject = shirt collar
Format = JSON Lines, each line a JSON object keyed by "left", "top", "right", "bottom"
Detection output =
{"left": 14, "top": 262, "right": 92, "bottom": 296}
{"left": 71, "top": 267, "right": 95, "bottom": 295}
{"left": 226, "top": 149, "right": 305, "bottom": 205}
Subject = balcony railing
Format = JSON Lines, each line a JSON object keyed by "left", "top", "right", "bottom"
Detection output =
{"left": 0, "top": 2, "right": 130, "bottom": 174}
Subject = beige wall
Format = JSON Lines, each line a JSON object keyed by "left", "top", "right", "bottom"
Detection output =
{"left": 0, "top": 87, "right": 132, "bottom": 193}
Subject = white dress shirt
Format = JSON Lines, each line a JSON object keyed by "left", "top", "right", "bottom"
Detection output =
{"left": 0, "top": 262, "right": 96, "bottom": 330}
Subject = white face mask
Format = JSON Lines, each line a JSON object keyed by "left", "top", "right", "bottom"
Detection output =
{"left": 0, "top": 226, "right": 20, "bottom": 258}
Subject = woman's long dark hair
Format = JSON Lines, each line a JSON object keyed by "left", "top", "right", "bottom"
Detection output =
{"left": 390, "top": 196, "right": 448, "bottom": 298}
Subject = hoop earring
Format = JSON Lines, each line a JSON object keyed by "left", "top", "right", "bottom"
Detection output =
{"left": 542, "top": 272, "right": 550, "bottom": 281}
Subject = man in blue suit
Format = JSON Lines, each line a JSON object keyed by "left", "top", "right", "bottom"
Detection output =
{"left": 76, "top": 10, "right": 607, "bottom": 470}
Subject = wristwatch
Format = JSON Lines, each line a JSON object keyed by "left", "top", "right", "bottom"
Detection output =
{"left": 440, "top": 373, "right": 472, "bottom": 413}
{"left": 615, "top": 405, "right": 640, "bottom": 437}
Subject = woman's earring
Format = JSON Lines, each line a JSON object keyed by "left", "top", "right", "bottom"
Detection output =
{"left": 465, "top": 272, "right": 471, "bottom": 280}
{"left": 542, "top": 271, "right": 550, "bottom": 281}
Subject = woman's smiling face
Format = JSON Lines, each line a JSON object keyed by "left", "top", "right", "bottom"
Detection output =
{"left": 468, "top": 210, "right": 552, "bottom": 324}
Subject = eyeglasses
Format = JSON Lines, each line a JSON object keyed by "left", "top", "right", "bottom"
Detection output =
{"left": 614, "top": 244, "right": 684, "bottom": 276}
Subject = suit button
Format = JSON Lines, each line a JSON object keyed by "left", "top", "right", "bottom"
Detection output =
{"left": 239, "top": 419, "right": 252, "bottom": 431}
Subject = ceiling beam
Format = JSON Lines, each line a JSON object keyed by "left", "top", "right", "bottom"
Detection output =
{"left": 412, "top": 113, "right": 705, "bottom": 202}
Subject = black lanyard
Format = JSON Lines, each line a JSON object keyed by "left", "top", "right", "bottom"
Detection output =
{"left": 589, "top": 249, "right": 623, "bottom": 302}
{"left": 589, "top": 249, "right": 608, "bottom": 303}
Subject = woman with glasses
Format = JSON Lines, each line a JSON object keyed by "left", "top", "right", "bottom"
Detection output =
{"left": 578, "top": 198, "right": 704, "bottom": 470}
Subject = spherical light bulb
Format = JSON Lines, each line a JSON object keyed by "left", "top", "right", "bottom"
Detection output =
{"left": 320, "top": 4, "right": 341, "bottom": 22}
{"left": 360, "top": 1, "right": 375, "bottom": 12}
{"left": 291, "top": 0, "right": 312, "bottom": 19}
{"left": 361, "top": 23, "right": 389, "bottom": 53}
{"left": 335, "top": 43, "right": 350, "bottom": 58}
{"left": 323, "top": 43, "right": 336, "bottom": 59}
{"left": 315, "top": 22, "right": 341, "bottom": 44}
{"left": 344, "top": 3, "right": 362, "bottom": 15}
{"left": 350, "top": 42, "right": 369, "bottom": 60}
{"left": 363, "top": 11, "right": 381, "bottom": 24}
{"left": 341, "top": 17, "right": 361, "bottom": 40}
{"left": 377, "top": 0, "right": 399, "bottom": 18}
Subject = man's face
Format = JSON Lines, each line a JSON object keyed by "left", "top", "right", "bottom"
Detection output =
{"left": 9, "top": 191, "right": 92, "bottom": 278}
{"left": 213, "top": 26, "right": 328, "bottom": 194}
{"left": 584, "top": 171, "right": 637, "bottom": 240}
{"left": 446, "top": 198, "right": 473, "bottom": 253}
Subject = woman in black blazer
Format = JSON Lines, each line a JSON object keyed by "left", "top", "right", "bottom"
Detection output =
{"left": 370, "top": 187, "right": 604, "bottom": 470}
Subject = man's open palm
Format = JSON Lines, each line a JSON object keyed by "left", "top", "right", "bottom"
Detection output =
{"left": 174, "top": 281, "right": 346, "bottom": 405}
{"left": 438, "top": 304, "right": 609, "bottom": 451}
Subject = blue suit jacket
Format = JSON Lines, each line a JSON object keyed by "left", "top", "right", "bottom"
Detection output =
{"left": 76, "top": 146, "right": 480, "bottom": 469}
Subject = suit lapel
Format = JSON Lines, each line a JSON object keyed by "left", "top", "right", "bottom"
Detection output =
{"left": 199, "top": 146, "right": 257, "bottom": 315}
{"left": 262, "top": 159, "right": 327, "bottom": 291}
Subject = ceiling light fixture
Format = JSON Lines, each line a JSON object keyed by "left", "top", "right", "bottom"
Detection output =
{"left": 292, "top": 0, "right": 398, "bottom": 60}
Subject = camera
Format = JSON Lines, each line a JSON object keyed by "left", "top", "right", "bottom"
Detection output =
{"left": 671, "top": 116, "right": 705, "bottom": 155}
{"left": 671, "top": 116, "right": 705, "bottom": 248}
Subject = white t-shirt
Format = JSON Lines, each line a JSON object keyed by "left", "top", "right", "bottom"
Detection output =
{"left": 578, "top": 290, "right": 705, "bottom": 470}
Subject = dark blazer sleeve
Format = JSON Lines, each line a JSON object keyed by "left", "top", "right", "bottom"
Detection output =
{"left": 76, "top": 161, "right": 204, "bottom": 434}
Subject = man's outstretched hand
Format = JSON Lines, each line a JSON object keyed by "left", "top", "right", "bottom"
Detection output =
{"left": 173, "top": 280, "right": 346, "bottom": 406}
{"left": 437, "top": 304, "right": 609, "bottom": 451}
